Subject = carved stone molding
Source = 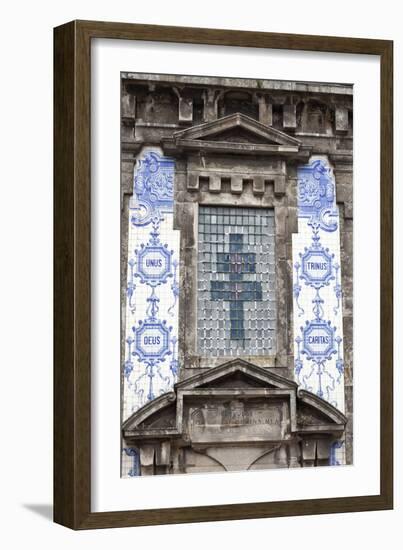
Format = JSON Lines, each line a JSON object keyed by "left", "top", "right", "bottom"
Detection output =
{"left": 123, "top": 359, "right": 346, "bottom": 475}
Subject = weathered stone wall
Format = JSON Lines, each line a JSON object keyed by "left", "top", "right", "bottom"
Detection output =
{"left": 120, "top": 74, "right": 353, "bottom": 475}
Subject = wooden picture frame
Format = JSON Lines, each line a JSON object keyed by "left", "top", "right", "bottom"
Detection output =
{"left": 54, "top": 20, "right": 393, "bottom": 530}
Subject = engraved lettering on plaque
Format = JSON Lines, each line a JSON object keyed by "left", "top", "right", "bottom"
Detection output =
{"left": 188, "top": 400, "right": 285, "bottom": 442}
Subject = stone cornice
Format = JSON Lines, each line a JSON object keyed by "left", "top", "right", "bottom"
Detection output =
{"left": 122, "top": 360, "right": 346, "bottom": 441}
{"left": 164, "top": 139, "right": 311, "bottom": 158}
{"left": 122, "top": 72, "right": 353, "bottom": 96}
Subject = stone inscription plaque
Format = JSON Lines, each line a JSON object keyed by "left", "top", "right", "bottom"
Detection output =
{"left": 188, "top": 399, "right": 286, "bottom": 443}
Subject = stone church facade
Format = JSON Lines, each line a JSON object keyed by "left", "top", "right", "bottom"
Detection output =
{"left": 120, "top": 73, "right": 353, "bottom": 477}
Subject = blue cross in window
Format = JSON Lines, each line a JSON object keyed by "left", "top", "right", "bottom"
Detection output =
{"left": 211, "top": 234, "right": 262, "bottom": 342}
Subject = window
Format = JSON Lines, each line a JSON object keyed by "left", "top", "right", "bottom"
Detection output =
{"left": 197, "top": 205, "right": 276, "bottom": 357}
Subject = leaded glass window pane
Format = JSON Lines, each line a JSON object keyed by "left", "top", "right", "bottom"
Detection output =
{"left": 197, "top": 206, "right": 276, "bottom": 357}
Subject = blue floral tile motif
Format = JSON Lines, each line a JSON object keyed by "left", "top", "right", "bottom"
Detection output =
{"left": 297, "top": 158, "right": 338, "bottom": 231}
{"left": 122, "top": 447, "right": 140, "bottom": 477}
{"left": 292, "top": 157, "right": 345, "bottom": 415}
{"left": 123, "top": 149, "right": 180, "bottom": 477}
{"left": 330, "top": 440, "right": 345, "bottom": 466}
{"left": 130, "top": 151, "right": 175, "bottom": 226}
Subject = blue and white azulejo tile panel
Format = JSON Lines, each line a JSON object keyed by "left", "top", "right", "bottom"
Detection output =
{"left": 292, "top": 157, "right": 345, "bottom": 409}
{"left": 292, "top": 156, "right": 346, "bottom": 465}
{"left": 122, "top": 148, "right": 180, "bottom": 476}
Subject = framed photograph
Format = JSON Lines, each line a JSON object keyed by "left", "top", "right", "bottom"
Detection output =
{"left": 54, "top": 20, "right": 393, "bottom": 529}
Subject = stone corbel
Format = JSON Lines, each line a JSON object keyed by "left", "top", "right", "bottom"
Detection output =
{"left": 335, "top": 106, "right": 349, "bottom": 133}
{"left": 121, "top": 83, "right": 136, "bottom": 126}
{"left": 208, "top": 174, "right": 222, "bottom": 193}
{"left": 274, "top": 175, "right": 286, "bottom": 196}
{"left": 139, "top": 445, "right": 155, "bottom": 475}
{"left": 172, "top": 87, "right": 193, "bottom": 124}
{"left": 252, "top": 175, "right": 266, "bottom": 195}
{"left": 254, "top": 93, "right": 273, "bottom": 126}
{"left": 301, "top": 439, "right": 316, "bottom": 467}
{"left": 283, "top": 100, "right": 297, "bottom": 131}
{"left": 316, "top": 439, "right": 331, "bottom": 463}
{"left": 187, "top": 172, "right": 199, "bottom": 191}
{"left": 288, "top": 440, "right": 302, "bottom": 468}
{"left": 156, "top": 441, "right": 171, "bottom": 474}
{"left": 231, "top": 175, "right": 243, "bottom": 194}
{"left": 202, "top": 88, "right": 224, "bottom": 122}
{"left": 275, "top": 445, "right": 289, "bottom": 468}
{"left": 300, "top": 438, "right": 333, "bottom": 467}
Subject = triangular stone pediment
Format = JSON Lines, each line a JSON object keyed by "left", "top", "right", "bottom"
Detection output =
{"left": 173, "top": 113, "right": 301, "bottom": 147}
{"left": 200, "top": 126, "right": 275, "bottom": 144}
{"left": 175, "top": 359, "right": 298, "bottom": 391}
{"left": 198, "top": 370, "right": 272, "bottom": 389}
{"left": 122, "top": 392, "right": 177, "bottom": 433}
{"left": 122, "top": 359, "right": 346, "bottom": 440}
{"left": 297, "top": 389, "right": 347, "bottom": 427}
